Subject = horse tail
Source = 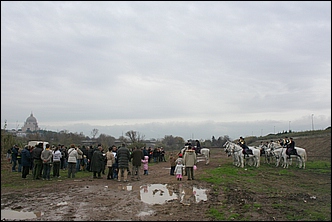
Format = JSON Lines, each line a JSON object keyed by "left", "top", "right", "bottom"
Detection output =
{"left": 304, "top": 149, "right": 307, "bottom": 161}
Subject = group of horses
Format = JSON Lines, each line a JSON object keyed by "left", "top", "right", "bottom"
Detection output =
{"left": 223, "top": 140, "right": 307, "bottom": 169}
{"left": 178, "top": 140, "right": 307, "bottom": 169}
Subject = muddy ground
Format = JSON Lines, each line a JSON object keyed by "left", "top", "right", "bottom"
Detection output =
{"left": 1, "top": 135, "right": 331, "bottom": 221}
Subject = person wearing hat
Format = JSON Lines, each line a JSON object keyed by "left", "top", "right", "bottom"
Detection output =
{"left": 183, "top": 146, "right": 197, "bottom": 180}
{"left": 90, "top": 144, "right": 105, "bottom": 179}
{"left": 175, "top": 153, "right": 185, "bottom": 176}
{"left": 238, "top": 136, "right": 251, "bottom": 157}
{"left": 281, "top": 136, "right": 290, "bottom": 148}
{"left": 287, "top": 137, "right": 297, "bottom": 159}
{"left": 174, "top": 159, "right": 184, "bottom": 181}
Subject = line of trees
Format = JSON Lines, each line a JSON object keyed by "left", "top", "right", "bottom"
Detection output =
{"left": 1, "top": 126, "right": 232, "bottom": 155}
{"left": 3, "top": 124, "right": 329, "bottom": 155}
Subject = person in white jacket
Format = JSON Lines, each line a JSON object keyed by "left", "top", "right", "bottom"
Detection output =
{"left": 67, "top": 144, "right": 78, "bottom": 178}
{"left": 52, "top": 146, "right": 62, "bottom": 178}
{"left": 174, "top": 160, "right": 184, "bottom": 181}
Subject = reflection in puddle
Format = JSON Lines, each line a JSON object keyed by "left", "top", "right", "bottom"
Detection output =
{"left": 140, "top": 184, "right": 178, "bottom": 205}
{"left": 139, "top": 184, "right": 208, "bottom": 205}
{"left": 137, "top": 210, "right": 154, "bottom": 217}
{"left": 1, "top": 209, "right": 42, "bottom": 220}
{"left": 117, "top": 185, "right": 132, "bottom": 191}
{"left": 179, "top": 184, "right": 208, "bottom": 205}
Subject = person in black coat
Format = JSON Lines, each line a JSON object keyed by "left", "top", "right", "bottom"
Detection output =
{"left": 87, "top": 145, "right": 94, "bottom": 172}
{"left": 21, "top": 146, "right": 32, "bottom": 179}
{"left": 116, "top": 143, "right": 130, "bottom": 182}
{"left": 31, "top": 143, "right": 43, "bottom": 180}
{"left": 90, "top": 145, "right": 104, "bottom": 179}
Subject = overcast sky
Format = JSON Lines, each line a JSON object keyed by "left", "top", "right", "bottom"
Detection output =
{"left": 1, "top": 1, "right": 331, "bottom": 141}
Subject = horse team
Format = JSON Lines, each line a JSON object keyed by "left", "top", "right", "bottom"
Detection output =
{"left": 223, "top": 140, "right": 307, "bottom": 169}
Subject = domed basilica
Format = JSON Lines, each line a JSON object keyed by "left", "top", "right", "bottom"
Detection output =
{"left": 21, "top": 112, "right": 40, "bottom": 132}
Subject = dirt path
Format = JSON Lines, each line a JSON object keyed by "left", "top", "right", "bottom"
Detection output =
{"left": 1, "top": 153, "right": 217, "bottom": 221}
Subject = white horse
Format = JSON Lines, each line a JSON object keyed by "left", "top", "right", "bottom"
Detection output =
{"left": 267, "top": 146, "right": 285, "bottom": 167}
{"left": 248, "top": 146, "right": 261, "bottom": 167}
{"left": 223, "top": 141, "right": 243, "bottom": 167}
{"left": 258, "top": 144, "right": 274, "bottom": 164}
{"left": 223, "top": 141, "right": 237, "bottom": 166}
{"left": 223, "top": 141, "right": 260, "bottom": 168}
{"left": 281, "top": 147, "right": 307, "bottom": 169}
{"left": 180, "top": 146, "right": 210, "bottom": 165}
{"left": 268, "top": 142, "right": 307, "bottom": 169}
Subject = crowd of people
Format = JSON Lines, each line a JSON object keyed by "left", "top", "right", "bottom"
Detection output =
{"left": 7, "top": 142, "right": 179, "bottom": 182}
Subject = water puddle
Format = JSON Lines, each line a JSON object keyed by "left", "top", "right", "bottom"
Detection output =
{"left": 137, "top": 210, "right": 154, "bottom": 217}
{"left": 139, "top": 183, "right": 208, "bottom": 205}
{"left": 117, "top": 185, "right": 132, "bottom": 191}
{"left": 81, "top": 183, "right": 209, "bottom": 205}
{"left": 1, "top": 209, "right": 42, "bottom": 220}
{"left": 140, "top": 184, "right": 178, "bottom": 204}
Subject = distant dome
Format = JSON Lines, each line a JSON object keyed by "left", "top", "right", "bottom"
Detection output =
{"left": 26, "top": 113, "right": 37, "bottom": 123}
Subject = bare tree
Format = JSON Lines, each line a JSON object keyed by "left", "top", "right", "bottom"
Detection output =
{"left": 91, "top": 128, "right": 99, "bottom": 139}
{"left": 125, "top": 130, "right": 145, "bottom": 143}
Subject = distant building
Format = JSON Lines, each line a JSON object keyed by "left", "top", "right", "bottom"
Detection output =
{"left": 21, "top": 112, "right": 40, "bottom": 132}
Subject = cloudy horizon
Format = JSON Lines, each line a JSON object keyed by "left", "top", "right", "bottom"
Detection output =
{"left": 1, "top": 1, "right": 331, "bottom": 141}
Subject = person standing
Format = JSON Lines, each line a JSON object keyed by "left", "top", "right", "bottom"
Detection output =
{"left": 159, "top": 147, "right": 166, "bottom": 162}
{"left": 41, "top": 144, "right": 53, "bottom": 180}
{"left": 176, "top": 153, "right": 185, "bottom": 176}
{"left": 90, "top": 144, "right": 105, "bottom": 179}
{"left": 116, "top": 143, "right": 130, "bottom": 182}
{"left": 67, "top": 144, "right": 78, "bottom": 178}
{"left": 141, "top": 155, "right": 149, "bottom": 175}
{"left": 153, "top": 148, "right": 159, "bottom": 163}
{"left": 131, "top": 146, "right": 144, "bottom": 181}
{"left": 183, "top": 146, "right": 197, "bottom": 180}
{"left": 52, "top": 146, "right": 62, "bottom": 178}
{"left": 148, "top": 147, "right": 153, "bottom": 163}
{"left": 87, "top": 145, "right": 94, "bottom": 172}
{"left": 21, "top": 145, "right": 32, "bottom": 179}
{"left": 106, "top": 146, "right": 115, "bottom": 180}
{"left": 32, "top": 143, "right": 43, "bottom": 180}
{"left": 17, "top": 146, "right": 22, "bottom": 172}
{"left": 143, "top": 146, "right": 149, "bottom": 157}
{"left": 59, "top": 145, "right": 65, "bottom": 170}
{"left": 76, "top": 146, "right": 84, "bottom": 172}
{"left": 11, "top": 145, "right": 18, "bottom": 172}
{"left": 174, "top": 160, "right": 184, "bottom": 181}
{"left": 111, "top": 145, "right": 118, "bottom": 180}
{"left": 6, "top": 148, "right": 12, "bottom": 163}
{"left": 169, "top": 153, "right": 176, "bottom": 176}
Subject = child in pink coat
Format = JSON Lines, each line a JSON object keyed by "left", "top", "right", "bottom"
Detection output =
{"left": 141, "top": 156, "right": 149, "bottom": 175}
